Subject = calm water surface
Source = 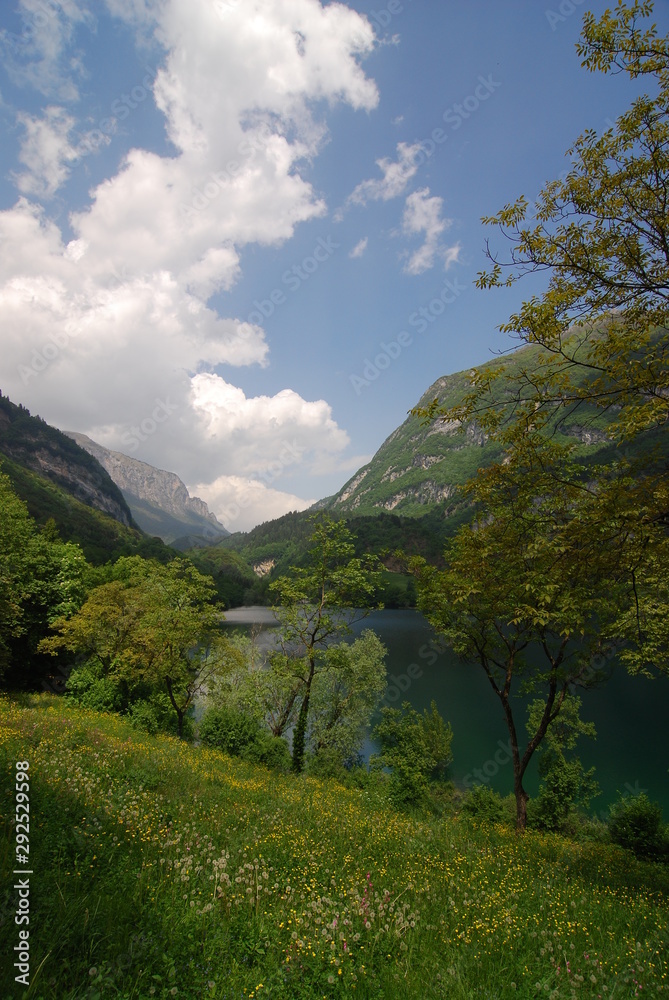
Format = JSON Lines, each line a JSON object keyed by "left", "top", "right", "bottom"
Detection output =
{"left": 222, "top": 607, "right": 669, "bottom": 814}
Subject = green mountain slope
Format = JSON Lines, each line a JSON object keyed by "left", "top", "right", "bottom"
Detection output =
{"left": 0, "top": 394, "right": 171, "bottom": 563}
{"left": 321, "top": 342, "right": 641, "bottom": 518}
{"left": 0, "top": 393, "right": 135, "bottom": 526}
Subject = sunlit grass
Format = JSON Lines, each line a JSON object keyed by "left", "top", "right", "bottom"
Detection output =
{"left": 0, "top": 694, "right": 667, "bottom": 999}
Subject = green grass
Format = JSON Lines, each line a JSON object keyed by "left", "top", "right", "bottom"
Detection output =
{"left": 1, "top": 696, "right": 667, "bottom": 999}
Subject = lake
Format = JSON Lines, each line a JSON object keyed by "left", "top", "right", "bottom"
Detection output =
{"left": 222, "top": 607, "right": 669, "bottom": 816}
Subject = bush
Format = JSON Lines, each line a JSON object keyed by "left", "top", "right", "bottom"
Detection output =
{"left": 608, "top": 793, "right": 668, "bottom": 861}
{"left": 128, "top": 694, "right": 194, "bottom": 740}
{"left": 372, "top": 700, "right": 453, "bottom": 811}
{"left": 198, "top": 707, "right": 290, "bottom": 771}
{"left": 461, "top": 784, "right": 507, "bottom": 824}
{"left": 65, "top": 663, "right": 124, "bottom": 713}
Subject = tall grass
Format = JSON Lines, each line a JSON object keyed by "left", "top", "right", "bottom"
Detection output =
{"left": 1, "top": 695, "right": 667, "bottom": 999}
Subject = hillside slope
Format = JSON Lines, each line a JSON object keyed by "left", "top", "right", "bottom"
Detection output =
{"left": 1, "top": 696, "right": 666, "bottom": 999}
{"left": 321, "top": 342, "right": 631, "bottom": 518}
{"left": 0, "top": 393, "right": 135, "bottom": 526}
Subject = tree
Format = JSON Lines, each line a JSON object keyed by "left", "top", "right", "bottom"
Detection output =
{"left": 306, "top": 630, "right": 387, "bottom": 773}
{"left": 372, "top": 700, "right": 453, "bottom": 810}
{"left": 41, "top": 556, "right": 243, "bottom": 737}
{"left": 269, "top": 513, "right": 383, "bottom": 773}
{"left": 0, "top": 470, "right": 88, "bottom": 686}
{"left": 418, "top": 1, "right": 669, "bottom": 674}
{"left": 527, "top": 693, "right": 599, "bottom": 832}
{"left": 412, "top": 443, "right": 607, "bottom": 831}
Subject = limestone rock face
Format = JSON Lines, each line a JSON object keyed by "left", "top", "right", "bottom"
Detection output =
{"left": 66, "top": 433, "right": 229, "bottom": 545}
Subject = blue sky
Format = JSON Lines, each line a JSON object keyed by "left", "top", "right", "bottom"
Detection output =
{"left": 1, "top": 0, "right": 666, "bottom": 530}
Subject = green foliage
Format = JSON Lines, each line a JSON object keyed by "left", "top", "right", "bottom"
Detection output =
{"left": 609, "top": 793, "right": 669, "bottom": 861}
{"left": 461, "top": 784, "right": 509, "bottom": 825}
{"left": 2, "top": 695, "right": 669, "bottom": 1000}
{"left": 0, "top": 469, "right": 89, "bottom": 687}
{"left": 422, "top": 0, "right": 669, "bottom": 676}
{"left": 306, "top": 630, "right": 387, "bottom": 770}
{"left": 199, "top": 706, "right": 291, "bottom": 771}
{"left": 527, "top": 695, "right": 600, "bottom": 833}
{"left": 372, "top": 700, "right": 453, "bottom": 810}
{"left": 41, "top": 555, "right": 244, "bottom": 737}
{"left": 269, "top": 513, "right": 384, "bottom": 773}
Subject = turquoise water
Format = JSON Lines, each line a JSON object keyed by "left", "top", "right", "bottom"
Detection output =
{"left": 222, "top": 607, "right": 669, "bottom": 815}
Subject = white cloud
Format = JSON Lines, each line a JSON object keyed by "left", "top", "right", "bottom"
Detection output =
{"left": 0, "top": 0, "right": 379, "bottom": 526}
{"left": 349, "top": 236, "right": 368, "bottom": 259}
{"left": 189, "top": 373, "right": 350, "bottom": 476}
{"left": 401, "top": 187, "right": 460, "bottom": 275}
{"left": 13, "top": 105, "right": 80, "bottom": 197}
{"left": 192, "top": 474, "right": 314, "bottom": 533}
{"left": 0, "top": 0, "right": 92, "bottom": 100}
{"left": 348, "top": 141, "right": 422, "bottom": 206}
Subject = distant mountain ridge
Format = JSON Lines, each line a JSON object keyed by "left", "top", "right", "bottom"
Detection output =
{"left": 66, "top": 433, "right": 229, "bottom": 547}
{"left": 0, "top": 393, "right": 135, "bottom": 527}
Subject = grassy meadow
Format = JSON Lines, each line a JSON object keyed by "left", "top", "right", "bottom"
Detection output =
{"left": 0, "top": 695, "right": 667, "bottom": 1000}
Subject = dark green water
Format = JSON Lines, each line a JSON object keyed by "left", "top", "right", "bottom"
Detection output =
{"left": 223, "top": 607, "right": 669, "bottom": 816}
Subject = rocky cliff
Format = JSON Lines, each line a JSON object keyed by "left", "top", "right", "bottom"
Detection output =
{"left": 0, "top": 394, "right": 134, "bottom": 527}
{"left": 66, "top": 433, "right": 229, "bottom": 546}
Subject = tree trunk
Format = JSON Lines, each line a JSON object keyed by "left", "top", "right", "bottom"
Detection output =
{"left": 292, "top": 657, "right": 315, "bottom": 773}
{"left": 513, "top": 766, "right": 529, "bottom": 831}
{"left": 165, "top": 676, "right": 185, "bottom": 740}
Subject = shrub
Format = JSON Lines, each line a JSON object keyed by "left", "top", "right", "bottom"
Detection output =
{"left": 372, "top": 701, "right": 453, "bottom": 811}
{"left": 461, "top": 784, "right": 507, "bottom": 824}
{"left": 198, "top": 707, "right": 290, "bottom": 771}
{"left": 128, "top": 694, "right": 194, "bottom": 740}
{"left": 608, "top": 793, "right": 668, "bottom": 861}
{"left": 65, "top": 663, "right": 124, "bottom": 713}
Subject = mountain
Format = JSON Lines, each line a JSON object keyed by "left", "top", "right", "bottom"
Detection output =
{"left": 320, "top": 343, "right": 623, "bottom": 519}
{"left": 66, "top": 433, "right": 229, "bottom": 548}
{"left": 0, "top": 393, "right": 135, "bottom": 526}
{"left": 0, "top": 393, "right": 170, "bottom": 564}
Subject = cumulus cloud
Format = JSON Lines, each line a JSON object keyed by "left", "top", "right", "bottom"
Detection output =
{"left": 401, "top": 187, "right": 460, "bottom": 275}
{"left": 349, "top": 236, "right": 368, "bottom": 259}
{"left": 0, "top": 0, "right": 379, "bottom": 525}
{"left": 13, "top": 105, "right": 79, "bottom": 197}
{"left": 192, "top": 474, "right": 314, "bottom": 533}
{"left": 348, "top": 141, "right": 422, "bottom": 206}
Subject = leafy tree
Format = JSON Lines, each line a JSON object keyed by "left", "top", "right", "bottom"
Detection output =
{"left": 41, "top": 556, "right": 243, "bottom": 737}
{"left": 527, "top": 694, "right": 599, "bottom": 832}
{"left": 0, "top": 470, "right": 88, "bottom": 686}
{"left": 419, "top": 0, "right": 669, "bottom": 674}
{"left": 198, "top": 706, "right": 291, "bottom": 772}
{"left": 269, "top": 513, "right": 383, "bottom": 773}
{"left": 372, "top": 700, "right": 453, "bottom": 810}
{"left": 412, "top": 443, "right": 607, "bottom": 831}
{"left": 306, "top": 630, "right": 387, "bottom": 773}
